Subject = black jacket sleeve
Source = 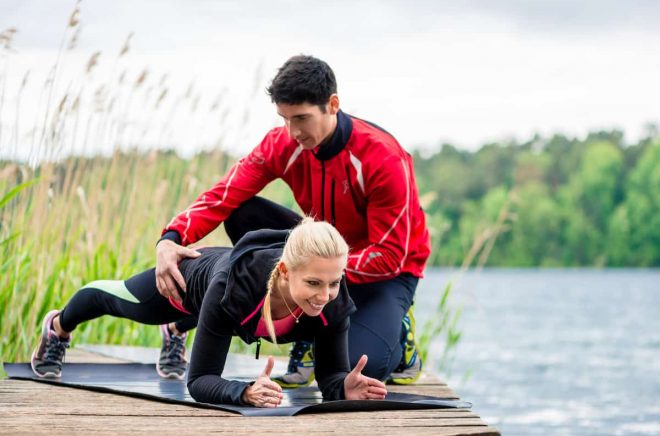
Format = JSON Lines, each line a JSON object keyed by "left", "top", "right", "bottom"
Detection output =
{"left": 313, "top": 316, "right": 351, "bottom": 400}
{"left": 186, "top": 277, "right": 250, "bottom": 405}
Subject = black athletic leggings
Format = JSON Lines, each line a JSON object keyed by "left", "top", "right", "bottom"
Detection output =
{"left": 58, "top": 269, "right": 189, "bottom": 333}
{"left": 59, "top": 197, "right": 298, "bottom": 335}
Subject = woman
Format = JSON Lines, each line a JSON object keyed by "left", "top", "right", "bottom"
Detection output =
{"left": 31, "top": 219, "right": 387, "bottom": 407}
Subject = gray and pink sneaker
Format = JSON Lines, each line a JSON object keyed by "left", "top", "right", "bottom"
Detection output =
{"left": 157, "top": 324, "right": 188, "bottom": 380}
{"left": 31, "top": 310, "right": 70, "bottom": 378}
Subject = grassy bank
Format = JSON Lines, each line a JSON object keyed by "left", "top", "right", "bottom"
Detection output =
{"left": 0, "top": 152, "right": 299, "bottom": 362}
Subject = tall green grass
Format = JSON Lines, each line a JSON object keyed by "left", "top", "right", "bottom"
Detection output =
{"left": 0, "top": 150, "right": 299, "bottom": 363}
{"left": 1, "top": 3, "right": 278, "bottom": 361}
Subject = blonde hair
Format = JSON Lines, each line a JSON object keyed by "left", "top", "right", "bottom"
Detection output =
{"left": 262, "top": 218, "right": 349, "bottom": 343}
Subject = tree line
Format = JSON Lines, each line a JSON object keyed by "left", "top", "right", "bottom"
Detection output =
{"left": 413, "top": 129, "right": 660, "bottom": 267}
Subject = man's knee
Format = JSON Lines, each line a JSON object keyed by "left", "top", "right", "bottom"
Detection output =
{"left": 348, "top": 322, "right": 401, "bottom": 380}
{"left": 351, "top": 353, "right": 392, "bottom": 381}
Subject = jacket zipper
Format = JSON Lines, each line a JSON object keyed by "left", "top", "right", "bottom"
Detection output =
{"left": 320, "top": 160, "right": 326, "bottom": 220}
{"left": 255, "top": 338, "right": 261, "bottom": 360}
{"left": 331, "top": 178, "right": 336, "bottom": 226}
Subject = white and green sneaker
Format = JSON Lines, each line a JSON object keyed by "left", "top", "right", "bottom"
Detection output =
{"left": 273, "top": 341, "right": 315, "bottom": 388}
{"left": 389, "top": 306, "right": 422, "bottom": 385}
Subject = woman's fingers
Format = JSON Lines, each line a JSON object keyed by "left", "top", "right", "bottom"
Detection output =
{"left": 367, "top": 377, "right": 387, "bottom": 389}
{"left": 260, "top": 385, "right": 283, "bottom": 398}
{"left": 249, "top": 375, "right": 284, "bottom": 407}
{"left": 260, "top": 356, "right": 276, "bottom": 378}
{"left": 350, "top": 354, "right": 368, "bottom": 375}
{"left": 367, "top": 385, "right": 388, "bottom": 397}
{"left": 255, "top": 389, "right": 283, "bottom": 407}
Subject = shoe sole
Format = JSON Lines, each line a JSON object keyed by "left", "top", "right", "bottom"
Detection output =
{"left": 272, "top": 374, "right": 315, "bottom": 388}
{"left": 388, "top": 373, "right": 422, "bottom": 385}
{"left": 156, "top": 364, "right": 186, "bottom": 380}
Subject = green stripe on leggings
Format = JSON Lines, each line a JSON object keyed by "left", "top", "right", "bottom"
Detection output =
{"left": 82, "top": 280, "right": 139, "bottom": 303}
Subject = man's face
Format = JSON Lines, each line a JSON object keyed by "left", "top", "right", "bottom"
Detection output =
{"left": 276, "top": 96, "right": 339, "bottom": 150}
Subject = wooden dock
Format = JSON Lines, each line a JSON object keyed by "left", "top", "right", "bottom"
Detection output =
{"left": 0, "top": 349, "right": 499, "bottom": 435}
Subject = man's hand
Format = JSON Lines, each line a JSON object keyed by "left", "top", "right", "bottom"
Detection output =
{"left": 344, "top": 355, "right": 388, "bottom": 400}
{"left": 242, "top": 356, "right": 283, "bottom": 408}
{"left": 155, "top": 239, "right": 201, "bottom": 303}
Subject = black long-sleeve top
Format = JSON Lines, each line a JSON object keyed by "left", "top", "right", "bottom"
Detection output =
{"left": 176, "top": 229, "right": 357, "bottom": 405}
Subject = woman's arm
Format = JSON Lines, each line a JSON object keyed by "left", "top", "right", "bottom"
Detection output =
{"left": 186, "top": 278, "right": 283, "bottom": 407}
{"left": 314, "top": 317, "right": 388, "bottom": 401}
{"left": 313, "top": 317, "right": 351, "bottom": 400}
{"left": 186, "top": 283, "right": 250, "bottom": 405}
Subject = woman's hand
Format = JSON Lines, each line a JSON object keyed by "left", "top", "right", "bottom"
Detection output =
{"left": 242, "top": 356, "right": 284, "bottom": 408}
{"left": 344, "top": 355, "right": 388, "bottom": 400}
{"left": 155, "top": 240, "right": 200, "bottom": 303}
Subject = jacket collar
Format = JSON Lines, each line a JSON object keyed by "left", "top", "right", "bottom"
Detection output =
{"left": 312, "top": 110, "right": 353, "bottom": 161}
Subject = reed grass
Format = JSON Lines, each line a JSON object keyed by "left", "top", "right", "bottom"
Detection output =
{"left": 0, "top": 3, "right": 281, "bottom": 362}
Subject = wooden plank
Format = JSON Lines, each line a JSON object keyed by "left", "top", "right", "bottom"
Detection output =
{"left": 0, "top": 348, "right": 500, "bottom": 435}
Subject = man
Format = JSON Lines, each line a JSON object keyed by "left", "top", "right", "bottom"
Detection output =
{"left": 156, "top": 55, "right": 430, "bottom": 385}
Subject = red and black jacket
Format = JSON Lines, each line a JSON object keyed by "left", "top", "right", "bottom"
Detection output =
{"left": 164, "top": 110, "right": 431, "bottom": 284}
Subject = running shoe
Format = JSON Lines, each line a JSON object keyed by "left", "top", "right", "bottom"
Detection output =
{"left": 157, "top": 324, "right": 188, "bottom": 380}
{"left": 389, "top": 306, "right": 423, "bottom": 384}
{"left": 273, "top": 341, "right": 315, "bottom": 388}
{"left": 31, "top": 310, "right": 70, "bottom": 378}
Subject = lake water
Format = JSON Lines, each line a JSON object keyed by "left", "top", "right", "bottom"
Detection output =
{"left": 415, "top": 268, "right": 660, "bottom": 436}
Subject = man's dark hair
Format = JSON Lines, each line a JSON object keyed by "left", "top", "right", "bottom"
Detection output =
{"left": 266, "top": 55, "right": 337, "bottom": 111}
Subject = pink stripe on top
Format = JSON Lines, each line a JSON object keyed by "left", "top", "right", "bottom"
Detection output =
{"left": 255, "top": 307, "right": 304, "bottom": 337}
{"left": 241, "top": 297, "right": 266, "bottom": 326}
{"left": 168, "top": 297, "right": 191, "bottom": 315}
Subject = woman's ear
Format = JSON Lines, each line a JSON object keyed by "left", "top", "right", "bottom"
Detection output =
{"left": 279, "top": 262, "right": 289, "bottom": 279}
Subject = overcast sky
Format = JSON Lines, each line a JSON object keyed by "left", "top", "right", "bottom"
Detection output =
{"left": 2, "top": 0, "right": 660, "bottom": 158}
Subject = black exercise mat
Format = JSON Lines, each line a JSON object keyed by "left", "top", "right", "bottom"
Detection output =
{"left": 5, "top": 363, "right": 471, "bottom": 416}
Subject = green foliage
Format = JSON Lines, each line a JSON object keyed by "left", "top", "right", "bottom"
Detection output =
{"left": 0, "top": 152, "right": 238, "bottom": 363}
{"left": 612, "top": 141, "right": 660, "bottom": 266}
{"left": 415, "top": 132, "right": 660, "bottom": 267}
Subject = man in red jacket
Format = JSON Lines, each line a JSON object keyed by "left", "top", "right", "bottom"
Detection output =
{"left": 156, "top": 55, "right": 431, "bottom": 385}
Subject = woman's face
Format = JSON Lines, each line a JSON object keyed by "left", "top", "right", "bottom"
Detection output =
{"left": 282, "top": 256, "right": 346, "bottom": 317}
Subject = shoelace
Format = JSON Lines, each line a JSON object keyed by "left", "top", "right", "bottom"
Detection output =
{"left": 287, "top": 342, "right": 312, "bottom": 372}
{"left": 44, "top": 336, "right": 69, "bottom": 364}
{"left": 163, "top": 335, "right": 186, "bottom": 364}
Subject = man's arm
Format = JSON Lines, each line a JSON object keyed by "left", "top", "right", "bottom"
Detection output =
{"left": 345, "top": 155, "right": 415, "bottom": 284}
{"left": 156, "top": 133, "right": 282, "bottom": 300}
{"left": 163, "top": 144, "right": 279, "bottom": 246}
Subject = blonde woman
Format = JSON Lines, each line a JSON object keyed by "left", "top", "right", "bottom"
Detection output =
{"left": 31, "top": 219, "right": 387, "bottom": 407}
